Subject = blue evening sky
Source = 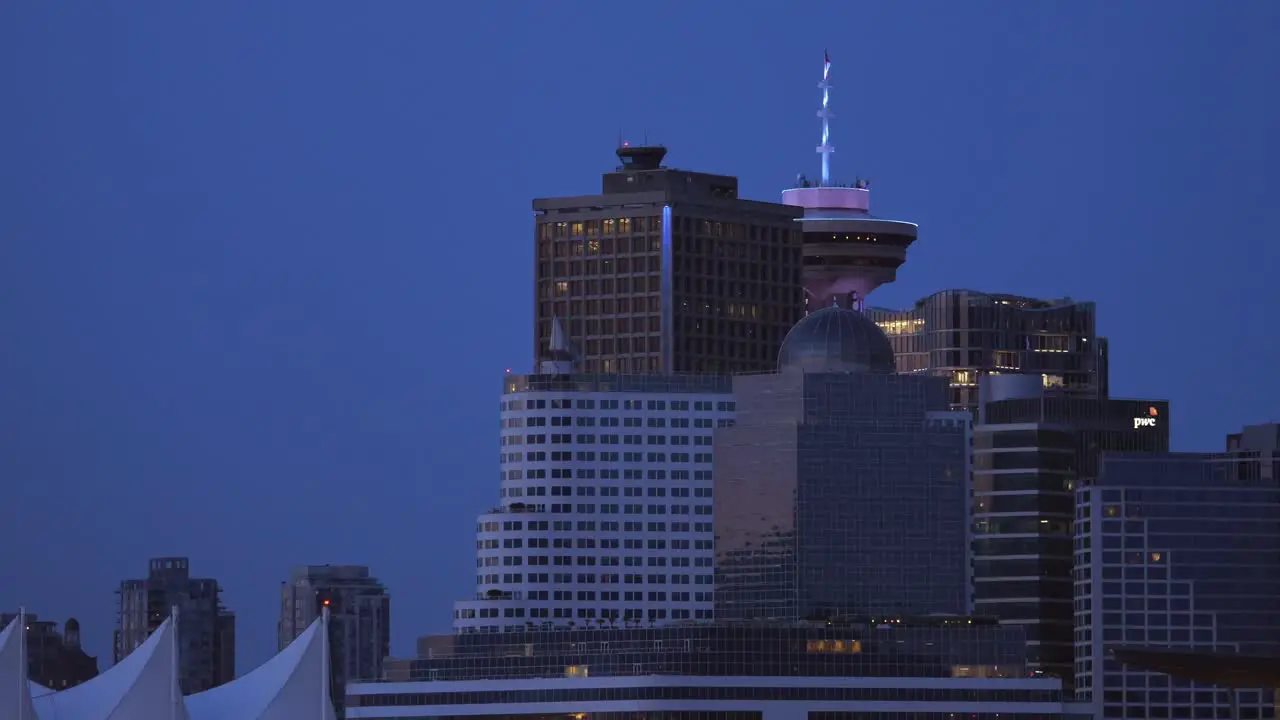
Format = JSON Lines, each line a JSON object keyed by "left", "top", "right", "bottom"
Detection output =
{"left": 2, "top": 1, "right": 1276, "bottom": 671}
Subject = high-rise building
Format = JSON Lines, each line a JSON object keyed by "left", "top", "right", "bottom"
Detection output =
{"left": 0, "top": 613, "right": 97, "bottom": 690}
{"left": 114, "top": 557, "right": 234, "bottom": 694}
{"left": 532, "top": 144, "right": 805, "bottom": 374}
{"left": 453, "top": 333, "right": 734, "bottom": 632}
{"left": 973, "top": 374, "right": 1170, "bottom": 686}
{"left": 1074, "top": 423, "right": 1280, "bottom": 720}
{"left": 280, "top": 564, "right": 390, "bottom": 716}
{"left": 866, "top": 289, "right": 1109, "bottom": 411}
{"left": 714, "top": 307, "right": 972, "bottom": 622}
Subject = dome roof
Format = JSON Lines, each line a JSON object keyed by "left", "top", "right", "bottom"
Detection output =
{"left": 778, "top": 306, "right": 896, "bottom": 374}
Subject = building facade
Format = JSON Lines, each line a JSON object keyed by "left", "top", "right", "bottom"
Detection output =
{"left": 348, "top": 623, "right": 1089, "bottom": 720}
{"left": 715, "top": 307, "right": 972, "bottom": 622}
{"left": 972, "top": 374, "right": 1170, "bottom": 686}
{"left": 452, "top": 372, "right": 735, "bottom": 632}
{"left": 532, "top": 144, "right": 805, "bottom": 375}
{"left": 1074, "top": 424, "right": 1280, "bottom": 720}
{"left": 0, "top": 613, "right": 97, "bottom": 690}
{"left": 281, "top": 564, "right": 391, "bottom": 714}
{"left": 114, "top": 557, "right": 235, "bottom": 694}
{"left": 865, "top": 289, "right": 1109, "bottom": 412}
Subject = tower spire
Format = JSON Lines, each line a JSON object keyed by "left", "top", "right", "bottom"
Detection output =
{"left": 817, "top": 50, "right": 834, "bottom": 186}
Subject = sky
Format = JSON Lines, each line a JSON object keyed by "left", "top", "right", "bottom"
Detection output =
{"left": 1, "top": 1, "right": 1277, "bottom": 675}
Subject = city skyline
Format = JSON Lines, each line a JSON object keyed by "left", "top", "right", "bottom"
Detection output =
{"left": 3, "top": 1, "right": 1277, "bottom": 674}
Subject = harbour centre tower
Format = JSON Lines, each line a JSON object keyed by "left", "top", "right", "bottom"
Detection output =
{"left": 784, "top": 50, "right": 919, "bottom": 312}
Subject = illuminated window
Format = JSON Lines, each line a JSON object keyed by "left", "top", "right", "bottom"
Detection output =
{"left": 564, "top": 665, "right": 589, "bottom": 678}
{"left": 876, "top": 318, "right": 925, "bottom": 336}
{"left": 1042, "top": 374, "right": 1064, "bottom": 388}
{"left": 555, "top": 282, "right": 569, "bottom": 296}
{"left": 805, "top": 639, "right": 862, "bottom": 654}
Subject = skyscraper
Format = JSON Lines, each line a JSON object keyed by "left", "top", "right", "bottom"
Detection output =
{"left": 714, "top": 307, "right": 972, "bottom": 622}
{"left": 280, "top": 564, "right": 390, "bottom": 716}
{"left": 454, "top": 343, "right": 734, "bottom": 632}
{"left": 1074, "top": 424, "right": 1280, "bottom": 720}
{"left": 532, "top": 144, "right": 805, "bottom": 374}
{"left": 114, "top": 557, "right": 234, "bottom": 694}
{"left": 973, "top": 374, "right": 1169, "bottom": 686}
{"left": 866, "top": 289, "right": 1109, "bottom": 411}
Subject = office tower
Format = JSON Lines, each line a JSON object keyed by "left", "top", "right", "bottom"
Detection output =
{"left": 784, "top": 52, "right": 918, "bottom": 311}
{"left": 280, "top": 565, "right": 390, "bottom": 716}
{"left": 973, "top": 375, "right": 1170, "bottom": 686}
{"left": 714, "top": 306, "right": 972, "bottom": 622}
{"left": 1074, "top": 424, "right": 1280, "bottom": 720}
{"left": 532, "top": 144, "right": 805, "bottom": 374}
{"left": 0, "top": 613, "right": 97, "bottom": 690}
{"left": 114, "top": 557, "right": 235, "bottom": 694}
{"left": 865, "top": 289, "right": 1110, "bottom": 411}
{"left": 453, "top": 329, "right": 734, "bottom": 632}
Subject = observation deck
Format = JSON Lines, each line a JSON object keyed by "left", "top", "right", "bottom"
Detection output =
{"left": 782, "top": 179, "right": 917, "bottom": 310}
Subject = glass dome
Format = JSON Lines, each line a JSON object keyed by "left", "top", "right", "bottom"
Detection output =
{"left": 777, "top": 306, "right": 896, "bottom": 374}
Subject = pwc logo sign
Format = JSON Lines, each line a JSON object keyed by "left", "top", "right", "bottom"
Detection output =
{"left": 1133, "top": 406, "right": 1159, "bottom": 429}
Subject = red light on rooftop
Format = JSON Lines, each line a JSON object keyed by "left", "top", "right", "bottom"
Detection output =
{"left": 1149, "top": 407, "right": 1159, "bottom": 417}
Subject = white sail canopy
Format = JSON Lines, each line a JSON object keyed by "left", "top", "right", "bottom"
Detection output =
{"left": 186, "top": 615, "right": 335, "bottom": 720}
{"left": 6, "top": 609, "right": 334, "bottom": 720}
{"left": 31, "top": 614, "right": 186, "bottom": 720}
{"left": 0, "top": 615, "right": 39, "bottom": 720}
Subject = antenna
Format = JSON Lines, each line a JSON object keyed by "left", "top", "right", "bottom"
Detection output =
{"left": 321, "top": 605, "right": 331, "bottom": 718}
{"left": 18, "top": 608, "right": 25, "bottom": 720}
{"left": 170, "top": 606, "right": 179, "bottom": 720}
{"left": 817, "top": 50, "right": 834, "bottom": 186}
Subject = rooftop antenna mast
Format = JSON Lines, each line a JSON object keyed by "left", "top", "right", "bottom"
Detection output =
{"left": 817, "top": 50, "right": 834, "bottom": 186}
{"left": 18, "top": 608, "right": 26, "bottom": 720}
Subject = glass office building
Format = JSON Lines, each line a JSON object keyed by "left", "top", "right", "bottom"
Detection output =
{"left": 1074, "top": 424, "right": 1280, "bottom": 720}
{"left": 973, "top": 374, "right": 1170, "bottom": 686}
{"left": 714, "top": 307, "right": 972, "bottom": 622}
{"left": 349, "top": 622, "right": 1093, "bottom": 719}
{"left": 865, "top": 289, "right": 1108, "bottom": 412}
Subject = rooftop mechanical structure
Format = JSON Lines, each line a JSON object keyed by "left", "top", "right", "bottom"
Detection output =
{"left": 783, "top": 51, "right": 918, "bottom": 311}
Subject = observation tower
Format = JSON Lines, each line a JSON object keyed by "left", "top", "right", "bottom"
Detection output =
{"left": 782, "top": 51, "right": 918, "bottom": 312}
